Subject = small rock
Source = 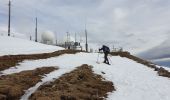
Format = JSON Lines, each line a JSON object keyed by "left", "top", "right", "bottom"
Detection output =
{"left": 101, "top": 71, "right": 105, "bottom": 74}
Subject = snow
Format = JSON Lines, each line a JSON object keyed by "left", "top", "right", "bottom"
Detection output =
{"left": 0, "top": 27, "right": 28, "bottom": 39}
{"left": 1, "top": 53, "right": 170, "bottom": 100}
{"left": 0, "top": 36, "right": 64, "bottom": 56}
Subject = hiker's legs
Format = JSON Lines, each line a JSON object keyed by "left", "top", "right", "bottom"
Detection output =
{"left": 104, "top": 53, "right": 106, "bottom": 63}
{"left": 104, "top": 53, "right": 109, "bottom": 64}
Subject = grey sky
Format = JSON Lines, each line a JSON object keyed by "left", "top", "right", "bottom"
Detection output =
{"left": 0, "top": 0, "right": 170, "bottom": 54}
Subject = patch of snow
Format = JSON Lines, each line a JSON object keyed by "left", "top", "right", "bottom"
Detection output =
{"left": 1, "top": 53, "right": 170, "bottom": 100}
{"left": 0, "top": 36, "right": 64, "bottom": 56}
{"left": 0, "top": 27, "right": 28, "bottom": 39}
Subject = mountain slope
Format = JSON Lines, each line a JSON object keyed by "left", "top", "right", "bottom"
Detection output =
{"left": 0, "top": 36, "right": 170, "bottom": 100}
{"left": 0, "top": 36, "right": 63, "bottom": 56}
{"left": 1, "top": 52, "right": 170, "bottom": 100}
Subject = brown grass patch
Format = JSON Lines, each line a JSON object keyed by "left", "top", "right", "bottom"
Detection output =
{"left": 0, "top": 50, "right": 82, "bottom": 71}
{"left": 30, "top": 64, "right": 115, "bottom": 100}
{"left": 0, "top": 67, "right": 57, "bottom": 100}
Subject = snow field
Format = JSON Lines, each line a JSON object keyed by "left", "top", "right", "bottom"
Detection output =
{"left": 1, "top": 52, "right": 170, "bottom": 100}
{"left": 0, "top": 36, "right": 64, "bottom": 56}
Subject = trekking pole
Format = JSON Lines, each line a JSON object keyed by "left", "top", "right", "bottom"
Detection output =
{"left": 96, "top": 53, "right": 100, "bottom": 64}
{"left": 108, "top": 56, "right": 113, "bottom": 65}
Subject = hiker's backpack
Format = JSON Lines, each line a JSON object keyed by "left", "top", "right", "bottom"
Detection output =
{"left": 103, "top": 45, "right": 110, "bottom": 53}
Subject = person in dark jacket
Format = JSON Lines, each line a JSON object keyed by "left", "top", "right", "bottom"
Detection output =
{"left": 99, "top": 45, "right": 110, "bottom": 65}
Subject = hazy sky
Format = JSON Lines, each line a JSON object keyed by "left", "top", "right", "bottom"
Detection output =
{"left": 0, "top": 0, "right": 170, "bottom": 54}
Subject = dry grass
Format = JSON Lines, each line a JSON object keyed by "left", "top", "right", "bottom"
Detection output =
{"left": 30, "top": 64, "right": 115, "bottom": 100}
{"left": 0, "top": 50, "right": 82, "bottom": 71}
{"left": 0, "top": 67, "right": 57, "bottom": 100}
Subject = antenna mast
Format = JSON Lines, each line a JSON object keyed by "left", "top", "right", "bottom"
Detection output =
{"left": 35, "top": 17, "right": 38, "bottom": 42}
{"left": 75, "top": 33, "right": 77, "bottom": 43}
{"left": 8, "top": 0, "right": 11, "bottom": 36}
{"left": 85, "top": 24, "right": 88, "bottom": 52}
{"left": 56, "top": 33, "right": 58, "bottom": 45}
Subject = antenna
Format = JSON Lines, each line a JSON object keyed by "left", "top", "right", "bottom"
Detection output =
{"left": 85, "top": 23, "right": 88, "bottom": 52}
{"left": 8, "top": 0, "right": 11, "bottom": 36}
{"left": 56, "top": 32, "right": 58, "bottom": 45}
{"left": 30, "top": 35, "right": 32, "bottom": 40}
{"left": 35, "top": 17, "right": 38, "bottom": 42}
{"left": 80, "top": 34, "right": 82, "bottom": 43}
{"left": 75, "top": 33, "right": 77, "bottom": 43}
{"left": 66, "top": 32, "right": 69, "bottom": 43}
{"left": 68, "top": 33, "right": 70, "bottom": 42}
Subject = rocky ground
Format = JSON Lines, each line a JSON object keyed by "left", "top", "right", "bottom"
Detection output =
{"left": 29, "top": 64, "right": 115, "bottom": 100}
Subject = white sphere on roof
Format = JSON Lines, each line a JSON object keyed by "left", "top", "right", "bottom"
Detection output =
{"left": 41, "top": 31, "right": 55, "bottom": 44}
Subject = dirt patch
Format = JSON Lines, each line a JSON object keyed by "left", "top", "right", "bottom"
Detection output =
{"left": 0, "top": 50, "right": 82, "bottom": 71}
{"left": 0, "top": 67, "right": 57, "bottom": 100}
{"left": 30, "top": 64, "right": 115, "bottom": 100}
{"left": 110, "top": 51, "right": 170, "bottom": 78}
{"left": 157, "top": 67, "right": 170, "bottom": 77}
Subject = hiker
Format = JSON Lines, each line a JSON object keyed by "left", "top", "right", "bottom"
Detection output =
{"left": 99, "top": 45, "right": 110, "bottom": 65}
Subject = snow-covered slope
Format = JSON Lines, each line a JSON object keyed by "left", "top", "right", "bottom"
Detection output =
{"left": 0, "top": 36, "right": 64, "bottom": 56}
{"left": 0, "top": 35, "right": 170, "bottom": 100}
{"left": 1, "top": 53, "right": 170, "bottom": 100}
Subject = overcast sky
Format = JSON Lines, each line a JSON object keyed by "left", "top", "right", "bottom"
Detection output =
{"left": 0, "top": 0, "right": 170, "bottom": 54}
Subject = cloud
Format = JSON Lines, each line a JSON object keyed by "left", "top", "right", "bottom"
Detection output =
{"left": 0, "top": 0, "right": 170, "bottom": 54}
{"left": 113, "top": 8, "right": 128, "bottom": 21}
{"left": 138, "top": 37, "right": 170, "bottom": 59}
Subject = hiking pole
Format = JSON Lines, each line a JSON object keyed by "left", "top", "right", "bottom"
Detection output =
{"left": 96, "top": 53, "right": 99, "bottom": 63}
{"left": 108, "top": 56, "right": 113, "bottom": 65}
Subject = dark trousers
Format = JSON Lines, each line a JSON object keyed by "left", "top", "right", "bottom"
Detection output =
{"left": 104, "top": 52, "right": 109, "bottom": 64}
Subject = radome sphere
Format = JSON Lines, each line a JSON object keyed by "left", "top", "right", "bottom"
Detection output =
{"left": 41, "top": 31, "right": 55, "bottom": 44}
